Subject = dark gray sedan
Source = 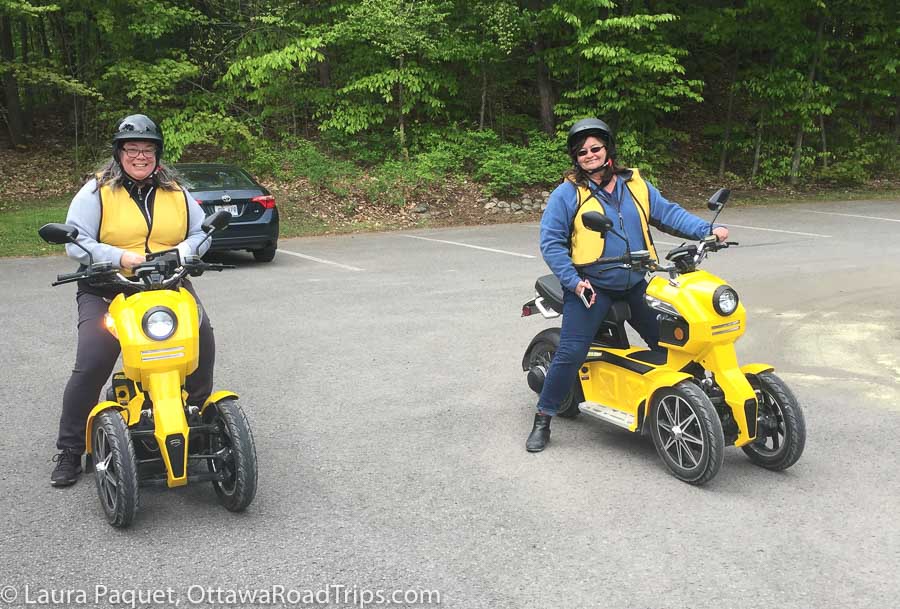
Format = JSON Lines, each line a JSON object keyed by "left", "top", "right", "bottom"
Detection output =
{"left": 175, "top": 163, "right": 279, "bottom": 262}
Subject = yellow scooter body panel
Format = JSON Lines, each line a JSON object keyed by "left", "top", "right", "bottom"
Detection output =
{"left": 107, "top": 288, "right": 200, "bottom": 387}
{"left": 88, "top": 287, "right": 202, "bottom": 487}
{"left": 646, "top": 270, "right": 746, "bottom": 354}
{"left": 579, "top": 347, "right": 693, "bottom": 431}
{"left": 577, "top": 269, "right": 765, "bottom": 445}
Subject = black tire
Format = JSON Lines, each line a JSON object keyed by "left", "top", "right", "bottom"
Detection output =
{"left": 252, "top": 243, "right": 277, "bottom": 262}
{"left": 649, "top": 381, "right": 725, "bottom": 485}
{"left": 526, "top": 333, "right": 582, "bottom": 418}
{"left": 207, "top": 399, "right": 258, "bottom": 511}
{"left": 742, "top": 372, "right": 806, "bottom": 470}
{"left": 91, "top": 410, "right": 140, "bottom": 527}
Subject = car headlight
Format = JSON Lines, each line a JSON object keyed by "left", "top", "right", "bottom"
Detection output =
{"left": 142, "top": 307, "right": 177, "bottom": 340}
{"left": 713, "top": 286, "right": 739, "bottom": 316}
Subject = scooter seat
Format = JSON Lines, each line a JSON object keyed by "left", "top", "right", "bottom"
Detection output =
{"left": 535, "top": 274, "right": 564, "bottom": 310}
{"left": 534, "top": 274, "right": 632, "bottom": 325}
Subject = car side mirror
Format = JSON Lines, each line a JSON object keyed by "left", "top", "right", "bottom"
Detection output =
{"left": 707, "top": 188, "right": 730, "bottom": 212}
{"left": 39, "top": 223, "right": 79, "bottom": 245}
{"left": 582, "top": 211, "right": 614, "bottom": 234}
{"left": 202, "top": 210, "right": 232, "bottom": 234}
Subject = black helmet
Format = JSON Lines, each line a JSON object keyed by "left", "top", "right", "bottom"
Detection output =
{"left": 567, "top": 118, "right": 614, "bottom": 159}
{"left": 112, "top": 114, "right": 163, "bottom": 157}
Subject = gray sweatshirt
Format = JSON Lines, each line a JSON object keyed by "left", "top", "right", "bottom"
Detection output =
{"left": 64, "top": 178, "right": 211, "bottom": 266}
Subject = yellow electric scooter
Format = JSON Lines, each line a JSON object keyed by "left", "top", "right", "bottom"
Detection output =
{"left": 40, "top": 211, "right": 257, "bottom": 526}
{"left": 522, "top": 189, "right": 805, "bottom": 484}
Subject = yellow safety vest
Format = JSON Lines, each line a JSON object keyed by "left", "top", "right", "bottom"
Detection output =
{"left": 569, "top": 168, "right": 658, "bottom": 266}
{"left": 98, "top": 181, "right": 189, "bottom": 256}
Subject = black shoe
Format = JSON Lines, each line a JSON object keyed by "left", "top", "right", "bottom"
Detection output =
{"left": 526, "top": 413, "right": 552, "bottom": 452}
{"left": 50, "top": 448, "right": 83, "bottom": 487}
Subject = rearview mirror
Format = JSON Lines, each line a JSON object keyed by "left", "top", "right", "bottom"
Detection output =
{"left": 202, "top": 210, "right": 232, "bottom": 234}
{"left": 581, "top": 211, "right": 614, "bottom": 234}
{"left": 38, "top": 223, "right": 79, "bottom": 245}
{"left": 707, "top": 188, "right": 730, "bottom": 212}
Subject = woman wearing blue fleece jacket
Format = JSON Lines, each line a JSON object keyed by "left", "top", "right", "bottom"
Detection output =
{"left": 526, "top": 118, "right": 729, "bottom": 452}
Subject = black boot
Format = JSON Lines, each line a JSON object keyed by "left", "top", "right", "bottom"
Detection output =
{"left": 526, "top": 413, "right": 552, "bottom": 452}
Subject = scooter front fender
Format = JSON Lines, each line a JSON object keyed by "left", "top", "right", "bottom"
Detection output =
{"left": 200, "top": 390, "right": 240, "bottom": 415}
{"left": 700, "top": 345, "right": 759, "bottom": 447}
{"left": 741, "top": 363, "right": 775, "bottom": 376}
{"left": 639, "top": 369, "right": 695, "bottom": 430}
{"left": 146, "top": 370, "right": 190, "bottom": 487}
{"left": 84, "top": 402, "right": 127, "bottom": 455}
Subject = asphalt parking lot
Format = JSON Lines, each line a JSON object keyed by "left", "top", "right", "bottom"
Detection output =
{"left": 1, "top": 198, "right": 898, "bottom": 609}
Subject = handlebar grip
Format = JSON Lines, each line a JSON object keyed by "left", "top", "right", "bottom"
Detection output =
{"left": 593, "top": 255, "right": 629, "bottom": 265}
{"left": 56, "top": 271, "right": 85, "bottom": 282}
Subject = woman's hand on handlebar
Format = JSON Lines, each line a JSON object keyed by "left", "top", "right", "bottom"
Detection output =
{"left": 712, "top": 226, "right": 729, "bottom": 242}
{"left": 576, "top": 280, "right": 596, "bottom": 306}
{"left": 120, "top": 251, "right": 146, "bottom": 270}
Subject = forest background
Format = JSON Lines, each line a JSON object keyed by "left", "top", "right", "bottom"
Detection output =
{"left": 0, "top": 0, "right": 897, "bottom": 249}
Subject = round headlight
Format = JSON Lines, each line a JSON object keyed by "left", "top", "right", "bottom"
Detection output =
{"left": 142, "top": 307, "right": 177, "bottom": 340}
{"left": 713, "top": 286, "right": 739, "bottom": 316}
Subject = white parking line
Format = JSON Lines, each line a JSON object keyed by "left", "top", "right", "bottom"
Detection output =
{"left": 277, "top": 249, "right": 363, "bottom": 271}
{"left": 806, "top": 210, "right": 900, "bottom": 223}
{"left": 401, "top": 235, "right": 536, "bottom": 258}
{"left": 724, "top": 223, "right": 831, "bottom": 238}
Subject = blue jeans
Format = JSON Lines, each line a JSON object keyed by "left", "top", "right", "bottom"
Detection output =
{"left": 536, "top": 280, "right": 659, "bottom": 416}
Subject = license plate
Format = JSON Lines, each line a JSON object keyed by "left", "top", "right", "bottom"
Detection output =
{"left": 214, "top": 204, "right": 239, "bottom": 216}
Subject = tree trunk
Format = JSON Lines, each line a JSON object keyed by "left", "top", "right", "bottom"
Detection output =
{"left": 317, "top": 54, "right": 331, "bottom": 87}
{"left": 479, "top": 67, "right": 487, "bottom": 130}
{"left": 534, "top": 37, "right": 554, "bottom": 135}
{"left": 398, "top": 56, "right": 407, "bottom": 160}
{"left": 751, "top": 121, "right": 762, "bottom": 182}
{"left": 789, "top": 16, "right": 824, "bottom": 187}
{"left": 20, "top": 19, "right": 33, "bottom": 135}
{"left": 819, "top": 114, "right": 828, "bottom": 168}
{"left": 1, "top": 16, "right": 26, "bottom": 147}
{"left": 718, "top": 62, "right": 737, "bottom": 180}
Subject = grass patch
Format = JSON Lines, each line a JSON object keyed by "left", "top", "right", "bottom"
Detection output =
{"left": 0, "top": 196, "right": 70, "bottom": 257}
{"left": 279, "top": 209, "right": 330, "bottom": 238}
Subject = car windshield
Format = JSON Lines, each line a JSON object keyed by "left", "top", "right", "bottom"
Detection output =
{"left": 177, "top": 166, "right": 256, "bottom": 190}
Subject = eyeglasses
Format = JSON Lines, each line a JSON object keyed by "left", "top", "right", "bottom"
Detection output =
{"left": 577, "top": 145, "right": 605, "bottom": 158}
{"left": 122, "top": 146, "right": 157, "bottom": 159}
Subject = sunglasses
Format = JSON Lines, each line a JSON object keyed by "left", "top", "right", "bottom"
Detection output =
{"left": 577, "top": 145, "right": 606, "bottom": 158}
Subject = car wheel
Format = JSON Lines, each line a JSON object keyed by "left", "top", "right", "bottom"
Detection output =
{"left": 649, "top": 381, "right": 725, "bottom": 485}
{"left": 91, "top": 410, "right": 140, "bottom": 527}
{"left": 742, "top": 372, "right": 806, "bottom": 471}
{"left": 206, "top": 399, "right": 258, "bottom": 512}
{"left": 252, "top": 243, "right": 277, "bottom": 262}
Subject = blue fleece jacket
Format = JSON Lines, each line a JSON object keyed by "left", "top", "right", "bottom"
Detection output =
{"left": 539, "top": 170, "right": 714, "bottom": 292}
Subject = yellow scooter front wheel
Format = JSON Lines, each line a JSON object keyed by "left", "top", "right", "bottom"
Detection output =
{"left": 205, "top": 399, "right": 258, "bottom": 512}
{"left": 648, "top": 381, "right": 725, "bottom": 485}
{"left": 91, "top": 410, "right": 140, "bottom": 527}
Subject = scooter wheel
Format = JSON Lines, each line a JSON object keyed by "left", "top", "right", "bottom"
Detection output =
{"left": 91, "top": 410, "right": 140, "bottom": 527}
{"left": 649, "top": 381, "right": 725, "bottom": 485}
{"left": 526, "top": 334, "right": 582, "bottom": 419}
{"left": 206, "top": 399, "right": 258, "bottom": 512}
{"left": 742, "top": 372, "right": 806, "bottom": 470}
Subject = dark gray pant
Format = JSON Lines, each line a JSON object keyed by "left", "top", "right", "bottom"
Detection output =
{"left": 57, "top": 285, "right": 215, "bottom": 453}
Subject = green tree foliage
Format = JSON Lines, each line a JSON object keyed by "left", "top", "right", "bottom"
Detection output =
{"left": 0, "top": 0, "right": 895, "bottom": 191}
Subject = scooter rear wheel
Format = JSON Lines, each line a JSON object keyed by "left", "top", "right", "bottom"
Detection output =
{"left": 649, "top": 381, "right": 725, "bottom": 485}
{"left": 527, "top": 336, "right": 582, "bottom": 418}
{"left": 91, "top": 410, "right": 140, "bottom": 527}
{"left": 742, "top": 372, "right": 806, "bottom": 470}
{"left": 207, "top": 399, "right": 258, "bottom": 512}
